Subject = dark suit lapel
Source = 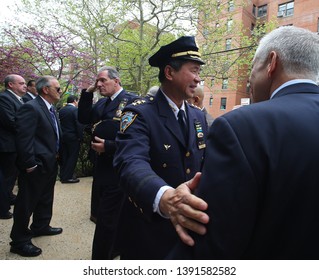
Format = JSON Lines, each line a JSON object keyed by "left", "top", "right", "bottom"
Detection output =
{"left": 107, "top": 90, "right": 127, "bottom": 112}
{"left": 36, "top": 96, "right": 60, "bottom": 138}
{"left": 107, "top": 95, "right": 121, "bottom": 112}
{"left": 157, "top": 91, "right": 186, "bottom": 147}
{"left": 4, "top": 90, "right": 23, "bottom": 107}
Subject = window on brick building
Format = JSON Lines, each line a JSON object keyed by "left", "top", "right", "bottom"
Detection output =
{"left": 278, "top": 1, "right": 294, "bottom": 17}
{"left": 220, "top": 97, "right": 227, "bottom": 110}
{"left": 228, "top": 0, "right": 234, "bottom": 12}
{"left": 246, "top": 81, "right": 251, "bottom": 93}
{"left": 227, "top": 19, "right": 233, "bottom": 31}
{"left": 257, "top": 4, "right": 267, "bottom": 17}
{"left": 209, "top": 95, "right": 213, "bottom": 107}
{"left": 211, "top": 78, "right": 215, "bottom": 87}
{"left": 222, "top": 79, "right": 228, "bottom": 89}
{"left": 226, "top": 38, "right": 232, "bottom": 50}
{"left": 252, "top": 4, "right": 256, "bottom": 16}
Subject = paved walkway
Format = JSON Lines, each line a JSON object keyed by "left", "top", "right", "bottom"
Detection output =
{"left": 0, "top": 177, "right": 95, "bottom": 260}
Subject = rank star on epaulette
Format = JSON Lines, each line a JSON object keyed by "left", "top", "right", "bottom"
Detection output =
{"left": 188, "top": 103, "right": 201, "bottom": 110}
{"left": 132, "top": 99, "right": 146, "bottom": 106}
{"left": 120, "top": 111, "right": 138, "bottom": 132}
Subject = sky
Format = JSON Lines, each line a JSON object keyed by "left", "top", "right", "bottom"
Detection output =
{"left": 0, "top": 0, "right": 23, "bottom": 24}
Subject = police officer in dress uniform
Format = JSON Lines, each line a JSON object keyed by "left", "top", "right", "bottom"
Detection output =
{"left": 113, "top": 36, "right": 208, "bottom": 259}
{"left": 78, "top": 66, "right": 138, "bottom": 260}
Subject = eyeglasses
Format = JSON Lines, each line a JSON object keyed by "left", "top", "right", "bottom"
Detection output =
{"left": 48, "top": 86, "right": 61, "bottom": 92}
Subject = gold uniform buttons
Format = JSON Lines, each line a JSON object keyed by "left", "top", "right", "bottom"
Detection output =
{"left": 185, "top": 151, "right": 190, "bottom": 157}
{"left": 163, "top": 163, "right": 167, "bottom": 168}
{"left": 186, "top": 168, "right": 191, "bottom": 174}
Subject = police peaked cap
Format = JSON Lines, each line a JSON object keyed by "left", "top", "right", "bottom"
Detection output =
{"left": 149, "top": 36, "right": 205, "bottom": 67}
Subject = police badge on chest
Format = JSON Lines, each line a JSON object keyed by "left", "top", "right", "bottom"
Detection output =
{"left": 114, "top": 98, "right": 128, "bottom": 121}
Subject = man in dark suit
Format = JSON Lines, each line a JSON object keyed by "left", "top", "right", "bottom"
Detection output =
{"left": 167, "top": 26, "right": 319, "bottom": 259}
{"left": 10, "top": 76, "right": 63, "bottom": 257}
{"left": 22, "top": 79, "right": 38, "bottom": 102}
{"left": 113, "top": 36, "right": 208, "bottom": 259}
{"left": 78, "top": 66, "right": 137, "bottom": 259}
{"left": 59, "top": 95, "right": 84, "bottom": 183}
{"left": 0, "top": 74, "right": 26, "bottom": 219}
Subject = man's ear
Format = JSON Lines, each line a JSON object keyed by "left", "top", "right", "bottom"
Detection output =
{"left": 114, "top": 78, "right": 120, "bottom": 85}
{"left": 164, "top": 65, "right": 174, "bottom": 81}
{"left": 42, "top": 86, "right": 50, "bottom": 95}
{"left": 193, "top": 96, "right": 200, "bottom": 105}
{"left": 267, "top": 51, "right": 278, "bottom": 78}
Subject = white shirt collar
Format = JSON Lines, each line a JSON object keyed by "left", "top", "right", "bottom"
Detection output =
{"left": 270, "top": 79, "right": 317, "bottom": 99}
{"left": 161, "top": 90, "right": 187, "bottom": 120}
{"left": 110, "top": 87, "right": 123, "bottom": 101}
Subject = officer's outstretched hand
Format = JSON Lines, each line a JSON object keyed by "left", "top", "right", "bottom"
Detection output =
{"left": 159, "top": 172, "right": 209, "bottom": 246}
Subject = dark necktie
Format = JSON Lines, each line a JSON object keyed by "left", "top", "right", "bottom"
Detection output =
{"left": 102, "top": 97, "right": 112, "bottom": 116}
{"left": 178, "top": 109, "right": 188, "bottom": 142}
{"left": 49, "top": 106, "right": 59, "bottom": 152}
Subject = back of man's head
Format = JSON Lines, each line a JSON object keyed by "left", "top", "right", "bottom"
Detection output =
{"left": 4, "top": 74, "right": 18, "bottom": 88}
{"left": 254, "top": 26, "right": 319, "bottom": 82}
{"left": 188, "top": 86, "right": 204, "bottom": 108}
{"left": 67, "top": 95, "right": 78, "bottom": 103}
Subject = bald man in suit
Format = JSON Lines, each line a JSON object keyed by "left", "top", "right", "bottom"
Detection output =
{"left": 0, "top": 74, "right": 26, "bottom": 219}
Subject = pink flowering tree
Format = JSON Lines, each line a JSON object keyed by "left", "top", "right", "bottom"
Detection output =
{"left": 0, "top": 26, "right": 95, "bottom": 95}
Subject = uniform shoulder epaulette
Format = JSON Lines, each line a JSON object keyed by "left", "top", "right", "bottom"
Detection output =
{"left": 131, "top": 99, "right": 147, "bottom": 106}
{"left": 145, "top": 95, "right": 156, "bottom": 102}
{"left": 188, "top": 103, "right": 202, "bottom": 110}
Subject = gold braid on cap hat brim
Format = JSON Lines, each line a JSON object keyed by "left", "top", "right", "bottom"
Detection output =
{"left": 171, "top": 50, "right": 201, "bottom": 58}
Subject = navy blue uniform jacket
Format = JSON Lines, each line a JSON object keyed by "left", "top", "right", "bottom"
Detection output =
{"left": 169, "top": 82, "right": 319, "bottom": 259}
{"left": 78, "top": 89, "right": 137, "bottom": 186}
{"left": 114, "top": 90, "right": 208, "bottom": 259}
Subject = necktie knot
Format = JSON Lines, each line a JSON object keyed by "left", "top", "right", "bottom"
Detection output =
{"left": 178, "top": 109, "right": 186, "bottom": 124}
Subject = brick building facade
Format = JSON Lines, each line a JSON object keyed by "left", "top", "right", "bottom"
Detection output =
{"left": 202, "top": 0, "right": 319, "bottom": 119}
